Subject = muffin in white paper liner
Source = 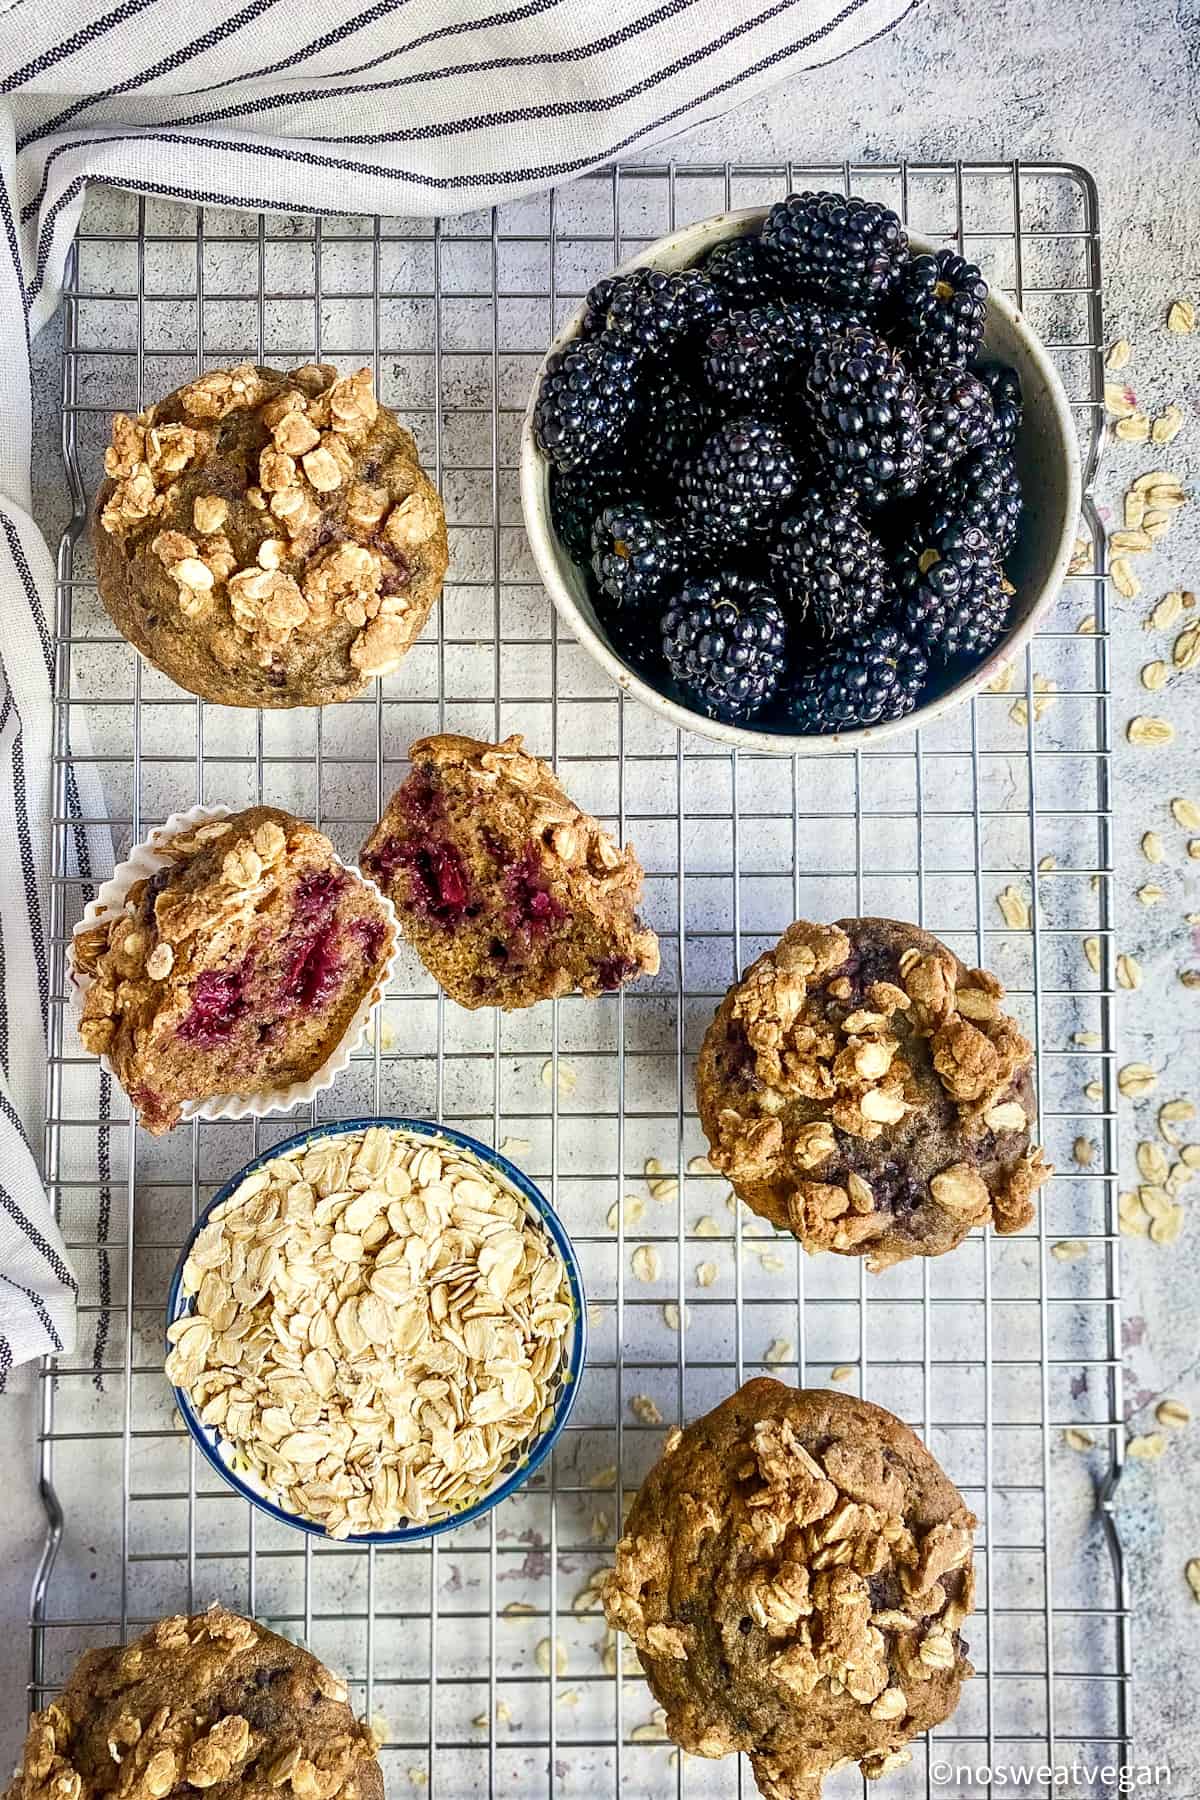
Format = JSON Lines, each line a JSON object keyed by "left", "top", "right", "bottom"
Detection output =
{"left": 68, "top": 803, "right": 400, "bottom": 1127}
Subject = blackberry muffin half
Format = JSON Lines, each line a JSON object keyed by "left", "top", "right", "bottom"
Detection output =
{"left": 93, "top": 361, "right": 448, "bottom": 706}
{"left": 3, "top": 1606, "right": 382, "bottom": 1800}
{"left": 696, "top": 916, "right": 1049, "bottom": 1266}
{"left": 71, "top": 807, "right": 394, "bottom": 1132}
{"left": 603, "top": 1378, "right": 977, "bottom": 1800}
{"left": 360, "top": 732, "right": 659, "bottom": 1009}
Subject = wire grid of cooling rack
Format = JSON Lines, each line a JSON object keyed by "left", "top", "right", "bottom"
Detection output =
{"left": 34, "top": 161, "right": 1127, "bottom": 1800}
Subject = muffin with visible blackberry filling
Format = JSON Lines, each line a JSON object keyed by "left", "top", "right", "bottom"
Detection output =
{"left": 71, "top": 807, "right": 395, "bottom": 1132}
{"left": 3, "top": 1606, "right": 382, "bottom": 1800}
{"left": 696, "top": 917, "right": 1050, "bottom": 1266}
{"left": 93, "top": 361, "right": 447, "bottom": 707}
{"left": 361, "top": 732, "right": 659, "bottom": 1010}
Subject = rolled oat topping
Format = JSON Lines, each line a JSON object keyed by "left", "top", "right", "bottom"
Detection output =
{"left": 166, "top": 1125, "right": 575, "bottom": 1536}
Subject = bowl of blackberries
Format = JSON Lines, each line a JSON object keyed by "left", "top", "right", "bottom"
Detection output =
{"left": 520, "top": 192, "right": 1081, "bottom": 750}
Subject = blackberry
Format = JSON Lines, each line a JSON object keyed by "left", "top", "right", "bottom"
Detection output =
{"left": 771, "top": 490, "right": 889, "bottom": 641}
{"left": 680, "top": 416, "right": 802, "bottom": 547}
{"left": 591, "top": 503, "right": 686, "bottom": 611}
{"left": 640, "top": 367, "right": 714, "bottom": 496}
{"left": 701, "top": 300, "right": 865, "bottom": 415}
{"left": 932, "top": 445, "right": 1023, "bottom": 558}
{"left": 550, "top": 463, "right": 624, "bottom": 564}
{"left": 602, "top": 266, "right": 724, "bottom": 355}
{"left": 533, "top": 332, "right": 642, "bottom": 471}
{"left": 702, "top": 234, "right": 786, "bottom": 308}
{"left": 805, "top": 330, "right": 924, "bottom": 508}
{"left": 918, "top": 367, "right": 995, "bottom": 478}
{"left": 972, "top": 361, "right": 1023, "bottom": 451}
{"left": 895, "top": 249, "right": 988, "bottom": 373}
{"left": 579, "top": 275, "right": 626, "bottom": 339}
{"left": 787, "top": 622, "right": 928, "bottom": 733}
{"left": 894, "top": 521, "right": 1010, "bottom": 663}
{"left": 761, "top": 191, "right": 908, "bottom": 310}
{"left": 661, "top": 571, "right": 787, "bottom": 722}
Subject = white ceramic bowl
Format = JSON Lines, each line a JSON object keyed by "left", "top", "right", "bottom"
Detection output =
{"left": 519, "top": 208, "right": 1082, "bottom": 753}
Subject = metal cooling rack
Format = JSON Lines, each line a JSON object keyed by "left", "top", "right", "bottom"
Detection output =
{"left": 35, "top": 162, "right": 1127, "bottom": 1799}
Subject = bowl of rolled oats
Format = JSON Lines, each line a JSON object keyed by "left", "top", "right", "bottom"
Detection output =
{"left": 165, "top": 1118, "right": 585, "bottom": 1540}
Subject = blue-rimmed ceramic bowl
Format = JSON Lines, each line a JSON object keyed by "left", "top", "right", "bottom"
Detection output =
{"left": 166, "top": 1116, "right": 587, "bottom": 1543}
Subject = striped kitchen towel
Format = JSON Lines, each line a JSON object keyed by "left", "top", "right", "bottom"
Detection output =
{"left": 0, "top": 0, "right": 919, "bottom": 1375}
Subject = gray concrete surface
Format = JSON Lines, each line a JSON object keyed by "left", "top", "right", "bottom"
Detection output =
{"left": 4, "top": 0, "right": 1198, "bottom": 1789}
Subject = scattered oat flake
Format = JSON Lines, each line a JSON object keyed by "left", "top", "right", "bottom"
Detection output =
{"left": 1152, "top": 404, "right": 1185, "bottom": 446}
{"left": 764, "top": 1337, "right": 793, "bottom": 1365}
{"left": 1141, "top": 830, "right": 1166, "bottom": 863}
{"left": 1073, "top": 1031, "right": 1103, "bottom": 1047}
{"left": 1147, "top": 591, "right": 1187, "bottom": 631}
{"left": 1084, "top": 1080, "right": 1104, "bottom": 1103}
{"left": 500, "top": 1136, "right": 532, "bottom": 1157}
{"left": 631, "top": 1244, "right": 661, "bottom": 1283}
{"left": 1187, "top": 1560, "right": 1200, "bottom": 1602}
{"left": 407, "top": 1771, "right": 428, "bottom": 1789}
{"left": 1125, "top": 489, "right": 1147, "bottom": 530}
{"left": 695, "top": 1260, "right": 717, "bottom": 1288}
{"left": 830, "top": 1365, "right": 854, "bottom": 1383}
{"left": 986, "top": 660, "right": 1015, "bottom": 694}
{"left": 1159, "top": 1099, "right": 1195, "bottom": 1144}
{"left": 503, "top": 1600, "right": 537, "bottom": 1616}
{"left": 1181, "top": 970, "right": 1200, "bottom": 989}
{"left": 1067, "top": 536, "right": 1092, "bottom": 576}
{"left": 1137, "top": 1140, "right": 1170, "bottom": 1183}
{"left": 1127, "top": 1432, "right": 1167, "bottom": 1460}
{"left": 693, "top": 1215, "right": 721, "bottom": 1238}
{"left": 1174, "top": 626, "right": 1200, "bottom": 670}
{"left": 1052, "top": 1239, "right": 1088, "bottom": 1261}
{"left": 1138, "top": 882, "right": 1165, "bottom": 906}
{"left": 1150, "top": 1206, "right": 1185, "bottom": 1244}
{"left": 1114, "top": 412, "right": 1150, "bottom": 443}
{"left": 588, "top": 1465, "right": 617, "bottom": 1488}
{"left": 1127, "top": 716, "right": 1174, "bottom": 746}
{"left": 1119, "top": 1062, "right": 1157, "bottom": 1097}
{"left": 1104, "top": 382, "right": 1136, "bottom": 418}
{"left": 1105, "top": 338, "right": 1132, "bottom": 371}
{"left": 607, "top": 1194, "right": 646, "bottom": 1231}
{"left": 1191, "top": 840, "right": 1200, "bottom": 860}
{"left": 1111, "top": 528, "right": 1153, "bottom": 555}
{"left": 1038, "top": 853, "right": 1057, "bottom": 872}
{"left": 1076, "top": 615, "right": 1096, "bottom": 635}
{"left": 535, "top": 1637, "right": 568, "bottom": 1678}
{"left": 1157, "top": 1398, "right": 1191, "bottom": 1430}
{"left": 1065, "top": 1427, "right": 1095, "bottom": 1451}
{"left": 630, "top": 1393, "right": 662, "bottom": 1425}
{"left": 630, "top": 1717, "right": 671, "bottom": 1745}
{"left": 758, "top": 1251, "right": 787, "bottom": 1273}
{"left": 557, "top": 1690, "right": 580, "bottom": 1709}
{"left": 1111, "top": 557, "right": 1140, "bottom": 599}
{"left": 1073, "top": 1136, "right": 1095, "bottom": 1166}
{"left": 1116, "top": 953, "right": 1142, "bottom": 990}
{"left": 686, "top": 1153, "right": 715, "bottom": 1175}
{"left": 662, "top": 1302, "right": 684, "bottom": 1331}
{"left": 1083, "top": 936, "right": 1101, "bottom": 973}
{"left": 1172, "top": 797, "right": 1200, "bottom": 830}
{"left": 997, "top": 886, "right": 1030, "bottom": 930}
{"left": 540, "top": 1059, "right": 577, "bottom": 1096}
{"left": 1141, "top": 660, "right": 1169, "bottom": 691}
{"left": 1167, "top": 298, "right": 1196, "bottom": 334}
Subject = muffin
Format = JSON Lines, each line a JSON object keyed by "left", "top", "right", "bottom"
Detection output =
{"left": 360, "top": 732, "right": 659, "bottom": 1009}
{"left": 602, "top": 1378, "right": 976, "bottom": 1798}
{"left": 696, "top": 916, "right": 1050, "bottom": 1267}
{"left": 93, "top": 361, "right": 448, "bottom": 706}
{"left": 3, "top": 1606, "right": 382, "bottom": 1800}
{"left": 71, "top": 807, "right": 395, "bottom": 1132}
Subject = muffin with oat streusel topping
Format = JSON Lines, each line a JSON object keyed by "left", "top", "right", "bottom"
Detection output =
{"left": 2, "top": 1606, "right": 382, "bottom": 1800}
{"left": 71, "top": 807, "right": 394, "bottom": 1132}
{"left": 92, "top": 361, "right": 447, "bottom": 707}
{"left": 696, "top": 916, "right": 1049, "bottom": 1267}
{"left": 361, "top": 732, "right": 659, "bottom": 1010}
{"left": 603, "top": 1378, "right": 977, "bottom": 1799}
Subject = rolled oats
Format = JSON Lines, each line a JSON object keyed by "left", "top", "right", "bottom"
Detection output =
{"left": 166, "top": 1126, "right": 574, "bottom": 1536}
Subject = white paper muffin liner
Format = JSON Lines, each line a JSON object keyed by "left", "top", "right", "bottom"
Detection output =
{"left": 68, "top": 803, "right": 401, "bottom": 1127}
